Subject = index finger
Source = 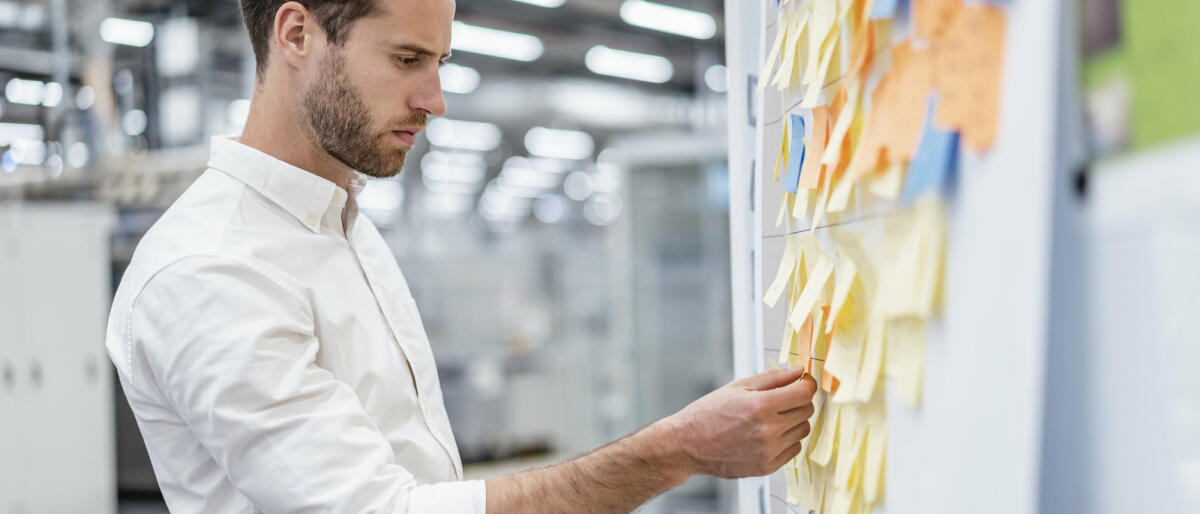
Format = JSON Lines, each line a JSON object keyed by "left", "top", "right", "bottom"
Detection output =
{"left": 759, "top": 371, "right": 817, "bottom": 413}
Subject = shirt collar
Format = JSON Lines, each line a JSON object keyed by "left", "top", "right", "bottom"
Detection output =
{"left": 207, "top": 135, "right": 361, "bottom": 234}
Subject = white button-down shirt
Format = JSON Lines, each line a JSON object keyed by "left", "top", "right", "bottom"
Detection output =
{"left": 105, "top": 136, "right": 485, "bottom": 513}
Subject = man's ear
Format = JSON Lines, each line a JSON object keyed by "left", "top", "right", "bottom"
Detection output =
{"left": 272, "top": 1, "right": 321, "bottom": 72}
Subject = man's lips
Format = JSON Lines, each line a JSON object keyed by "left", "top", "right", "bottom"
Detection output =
{"left": 391, "top": 127, "right": 422, "bottom": 146}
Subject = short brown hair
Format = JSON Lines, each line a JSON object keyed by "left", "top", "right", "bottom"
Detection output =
{"left": 239, "top": 0, "right": 379, "bottom": 78}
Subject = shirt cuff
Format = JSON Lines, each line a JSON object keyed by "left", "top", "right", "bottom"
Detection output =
{"left": 405, "top": 479, "right": 487, "bottom": 514}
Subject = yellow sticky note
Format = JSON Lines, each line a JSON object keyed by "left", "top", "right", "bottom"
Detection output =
{"left": 834, "top": 414, "right": 867, "bottom": 490}
{"left": 868, "top": 159, "right": 906, "bottom": 199}
{"left": 791, "top": 187, "right": 812, "bottom": 221}
{"left": 803, "top": 0, "right": 839, "bottom": 86}
{"left": 810, "top": 402, "right": 841, "bottom": 467}
{"left": 825, "top": 330, "right": 865, "bottom": 404}
{"left": 776, "top": 191, "right": 789, "bottom": 228}
{"left": 854, "top": 314, "right": 886, "bottom": 402}
{"left": 825, "top": 249, "right": 858, "bottom": 333}
{"left": 863, "top": 421, "right": 887, "bottom": 505}
{"left": 764, "top": 238, "right": 798, "bottom": 309}
{"left": 800, "top": 23, "right": 841, "bottom": 108}
{"left": 804, "top": 391, "right": 827, "bottom": 460}
{"left": 778, "top": 322, "right": 796, "bottom": 365}
{"left": 773, "top": 116, "right": 790, "bottom": 184}
{"left": 788, "top": 249, "right": 835, "bottom": 328}
{"left": 785, "top": 453, "right": 800, "bottom": 504}
{"left": 758, "top": 13, "right": 790, "bottom": 91}
{"left": 775, "top": 10, "right": 812, "bottom": 90}
{"left": 885, "top": 316, "right": 926, "bottom": 408}
{"left": 821, "top": 81, "right": 861, "bottom": 168}
{"left": 829, "top": 487, "right": 858, "bottom": 514}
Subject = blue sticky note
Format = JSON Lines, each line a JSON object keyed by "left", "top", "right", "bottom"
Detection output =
{"left": 901, "top": 97, "right": 959, "bottom": 202}
{"left": 782, "top": 114, "right": 806, "bottom": 194}
{"left": 870, "top": 0, "right": 901, "bottom": 19}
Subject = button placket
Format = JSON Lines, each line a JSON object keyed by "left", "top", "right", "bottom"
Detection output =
{"left": 352, "top": 244, "right": 460, "bottom": 476}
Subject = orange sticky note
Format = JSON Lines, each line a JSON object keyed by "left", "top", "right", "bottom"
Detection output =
{"left": 933, "top": 4, "right": 1007, "bottom": 151}
{"left": 797, "top": 313, "right": 814, "bottom": 370}
{"left": 847, "top": 21, "right": 875, "bottom": 81}
{"left": 913, "top": 0, "right": 959, "bottom": 41}
{"left": 799, "top": 107, "right": 830, "bottom": 190}
{"left": 821, "top": 371, "right": 840, "bottom": 395}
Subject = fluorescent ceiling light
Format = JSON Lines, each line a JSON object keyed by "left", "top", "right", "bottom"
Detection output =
{"left": 452, "top": 21, "right": 543, "bottom": 62}
{"left": 357, "top": 180, "right": 405, "bottom": 211}
{"left": 421, "top": 151, "right": 487, "bottom": 183}
{"left": 0, "top": 122, "right": 44, "bottom": 146}
{"left": 439, "top": 64, "right": 481, "bottom": 94}
{"left": 524, "top": 127, "right": 595, "bottom": 160}
{"left": 705, "top": 64, "right": 728, "bottom": 93}
{"left": 512, "top": 0, "right": 566, "bottom": 7}
{"left": 619, "top": 0, "right": 716, "bottom": 39}
{"left": 426, "top": 118, "right": 502, "bottom": 151}
{"left": 5, "top": 78, "right": 61, "bottom": 107}
{"left": 585, "top": 45, "right": 673, "bottom": 84}
{"left": 101, "top": 17, "right": 155, "bottom": 47}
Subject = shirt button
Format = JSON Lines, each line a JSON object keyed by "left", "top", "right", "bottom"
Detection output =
{"left": 307, "top": 214, "right": 319, "bottom": 225}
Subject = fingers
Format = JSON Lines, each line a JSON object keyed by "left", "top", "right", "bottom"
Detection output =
{"left": 778, "top": 420, "right": 811, "bottom": 442}
{"left": 760, "top": 372, "right": 818, "bottom": 411}
{"left": 778, "top": 401, "right": 815, "bottom": 425}
{"left": 736, "top": 367, "right": 806, "bottom": 391}
{"left": 767, "top": 440, "right": 805, "bottom": 473}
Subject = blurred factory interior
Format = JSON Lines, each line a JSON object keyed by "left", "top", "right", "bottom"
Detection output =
{"left": 0, "top": 0, "right": 736, "bottom": 512}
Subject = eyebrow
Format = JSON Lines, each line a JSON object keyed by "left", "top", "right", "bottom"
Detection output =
{"left": 389, "top": 43, "right": 452, "bottom": 61}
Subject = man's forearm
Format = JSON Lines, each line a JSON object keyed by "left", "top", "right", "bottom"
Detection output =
{"left": 486, "top": 419, "right": 694, "bottom": 513}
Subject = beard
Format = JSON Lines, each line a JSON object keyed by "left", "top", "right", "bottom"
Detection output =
{"left": 301, "top": 49, "right": 426, "bottom": 179}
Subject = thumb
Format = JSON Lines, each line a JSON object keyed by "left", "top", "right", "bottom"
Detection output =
{"left": 737, "top": 367, "right": 806, "bottom": 391}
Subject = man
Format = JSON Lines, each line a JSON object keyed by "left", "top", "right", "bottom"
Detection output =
{"left": 105, "top": 0, "right": 818, "bottom": 512}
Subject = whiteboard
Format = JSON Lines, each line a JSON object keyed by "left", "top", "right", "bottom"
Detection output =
{"left": 726, "top": 1, "right": 1064, "bottom": 512}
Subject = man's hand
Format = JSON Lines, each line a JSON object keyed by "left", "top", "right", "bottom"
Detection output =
{"left": 485, "top": 367, "right": 818, "bottom": 513}
{"left": 664, "top": 366, "right": 818, "bottom": 478}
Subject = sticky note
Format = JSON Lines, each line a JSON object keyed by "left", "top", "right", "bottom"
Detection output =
{"left": 810, "top": 402, "right": 840, "bottom": 466}
{"left": 933, "top": 4, "right": 1007, "bottom": 151}
{"left": 783, "top": 114, "right": 807, "bottom": 194}
{"left": 803, "top": 0, "right": 839, "bottom": 87}
{"left": 869, "top": 159, "right": 907, "bottom": 200}
{"left": 913, "top": 0, "right": 959, "bottom": 40}
{"left": 854, "top": 314, "right": 886, "bottom": 401}
{"left": 795, "top": 312, "right": 814, "bottom": 370}
{"left": 764, "top": 238, "right": 797, "bottom": 308}
{"left": 825, "top": 249, "right": 858, "bottom": 333}
{"left": 773, "top": 117, "right": 790, "bottom": 184}
{"left": 777, "top": 322, "right": 796, "bottom": 365}
{"left": 885, "top": 316, "right": 926, "bottom": 408}
{"left": 758, "top": 19, "right": 787, "bottom": 91}
{"left": 824, "top": 329, "right": 864, "bottom": 404}
{"left": 804, "top": 391, "right": 827, "bottom": 460}
{"left": 788, "top": 251, "right": 835, "bottom": 328}
{"left": 799, "top": 107, "right": 830, "bottom": 190}
{"left": 870, "top": 0, "right": 904, "bottom": 19}
{"left": 863, "top": 421, "right": 887, "bottom": 504}
{"left": 902, "top": 97, "right": 960, "bottom": 202}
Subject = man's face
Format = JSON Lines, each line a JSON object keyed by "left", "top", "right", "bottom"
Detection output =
{"left": 301, "top": 0, "right": 453, "bottom": 179}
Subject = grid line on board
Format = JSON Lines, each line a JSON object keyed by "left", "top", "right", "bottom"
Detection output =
{"left": 762, "top": 208, "right": 898, "bottom": 240}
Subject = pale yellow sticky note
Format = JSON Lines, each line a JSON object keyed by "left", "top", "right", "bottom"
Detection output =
{"left": 854, "top": 314, "right": 886, "bottom": 402}
{"left": 868, "top": 159, "right": 906, "bottom": 199}
{"left": 825, "top": 249, "right": 858, "bottom": 333}
{"left": 800, "top": 22, "right": 842, "bottom": 108}
{"left": 758, "top": 14, "right": 789, "bottom": 91}
{"left": 774, "top": 10, "right": 811, "bottom": 90}
{"left": 804, "top": 390, "right": 827, "bottom": 460}
{"left": 886, "top": 316, "right": 926, "bottom": 408}
{"left": 834, "top": 413, "right": 867, "bottom": 489}
{"left": 785, "top": 453, "right": 800, "bottom": 504}
{"left": 821, "top": 80, "right": 860, "bottom": 167}
{"left": 787, "top": 248, "right": 835, "bottom": 328}
{"left": 912, "top": 197, "right": 948, "bottom": 317}
{"left": 802, "top": 0, "right": 838, "bottom": 86}
{"left": 773, "top": 116, "right": 789, "bottom": 184}
{"left": 776, "top": 191, "right": 789, "bottom": 228}
{"left": 810, "top": 402, "right": 841, "bottom": 466}
{"left": 825, "top": 331, "right": 865, "bottom": 404}
{"left": 863, "top": 421, "right": 887, "bottom": 505}
{"left": 764, "top": 238, "right": 798, "bottom": 309}
{"left": 778, "top": 322, "right": 796, "bottom": 365}
{"left": 829, "top": 487, "right": 858, "bottom": 514}
{"left": 791, "top": 187, "right": 812, "bottom": 221}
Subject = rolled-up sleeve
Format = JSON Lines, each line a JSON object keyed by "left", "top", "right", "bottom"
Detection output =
{"left": 130, "top": 256, "right": 486, "bottom": 513}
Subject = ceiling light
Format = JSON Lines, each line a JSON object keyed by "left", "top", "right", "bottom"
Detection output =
{"left": 440, "top": 63, "right": 481, "bottom": 94}
{"left": 451, "top": 21, "right": 543, "bottom": 62}
{"left": 524, "top": 127, "right": 595, "bottom": 160}
{"left": 533, "top": 194, "right": 567, "bottom": 223}
{"left": 619, "top": 0, "right": 717, "bottom": 39}
{"left": 101, "top": 17, "right": 155, "bottom": 47}
{"left": 357, "top": 179, "right": 405, "bottom": 211}
{"left": 705, "top": 64, "right": 729, "bottom": 93}
{"left": 5, "top": 78, "right": 45, "bottom": 106}
{"left": 427, "top": 118, "right": 502, "bottom": 151}
{"left": 511, "top": 0, "right": 566, "bottom": 7}
{"left": 563, "top": 171, "right": 595, "bottom": 201}
{"left": 585, "top": 45, "right": 673, "bottom": 84}
{"left": 0, "top": 122, "right": 44, "bottom": 146}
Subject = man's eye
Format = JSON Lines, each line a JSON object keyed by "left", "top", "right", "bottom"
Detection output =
{"left": 397, "top": 56, "right": 420, "bottom": 66}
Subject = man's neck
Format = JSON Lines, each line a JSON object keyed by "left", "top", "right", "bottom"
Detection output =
{"left": 237, "top": 83, "right": 357, "bottom": 192}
